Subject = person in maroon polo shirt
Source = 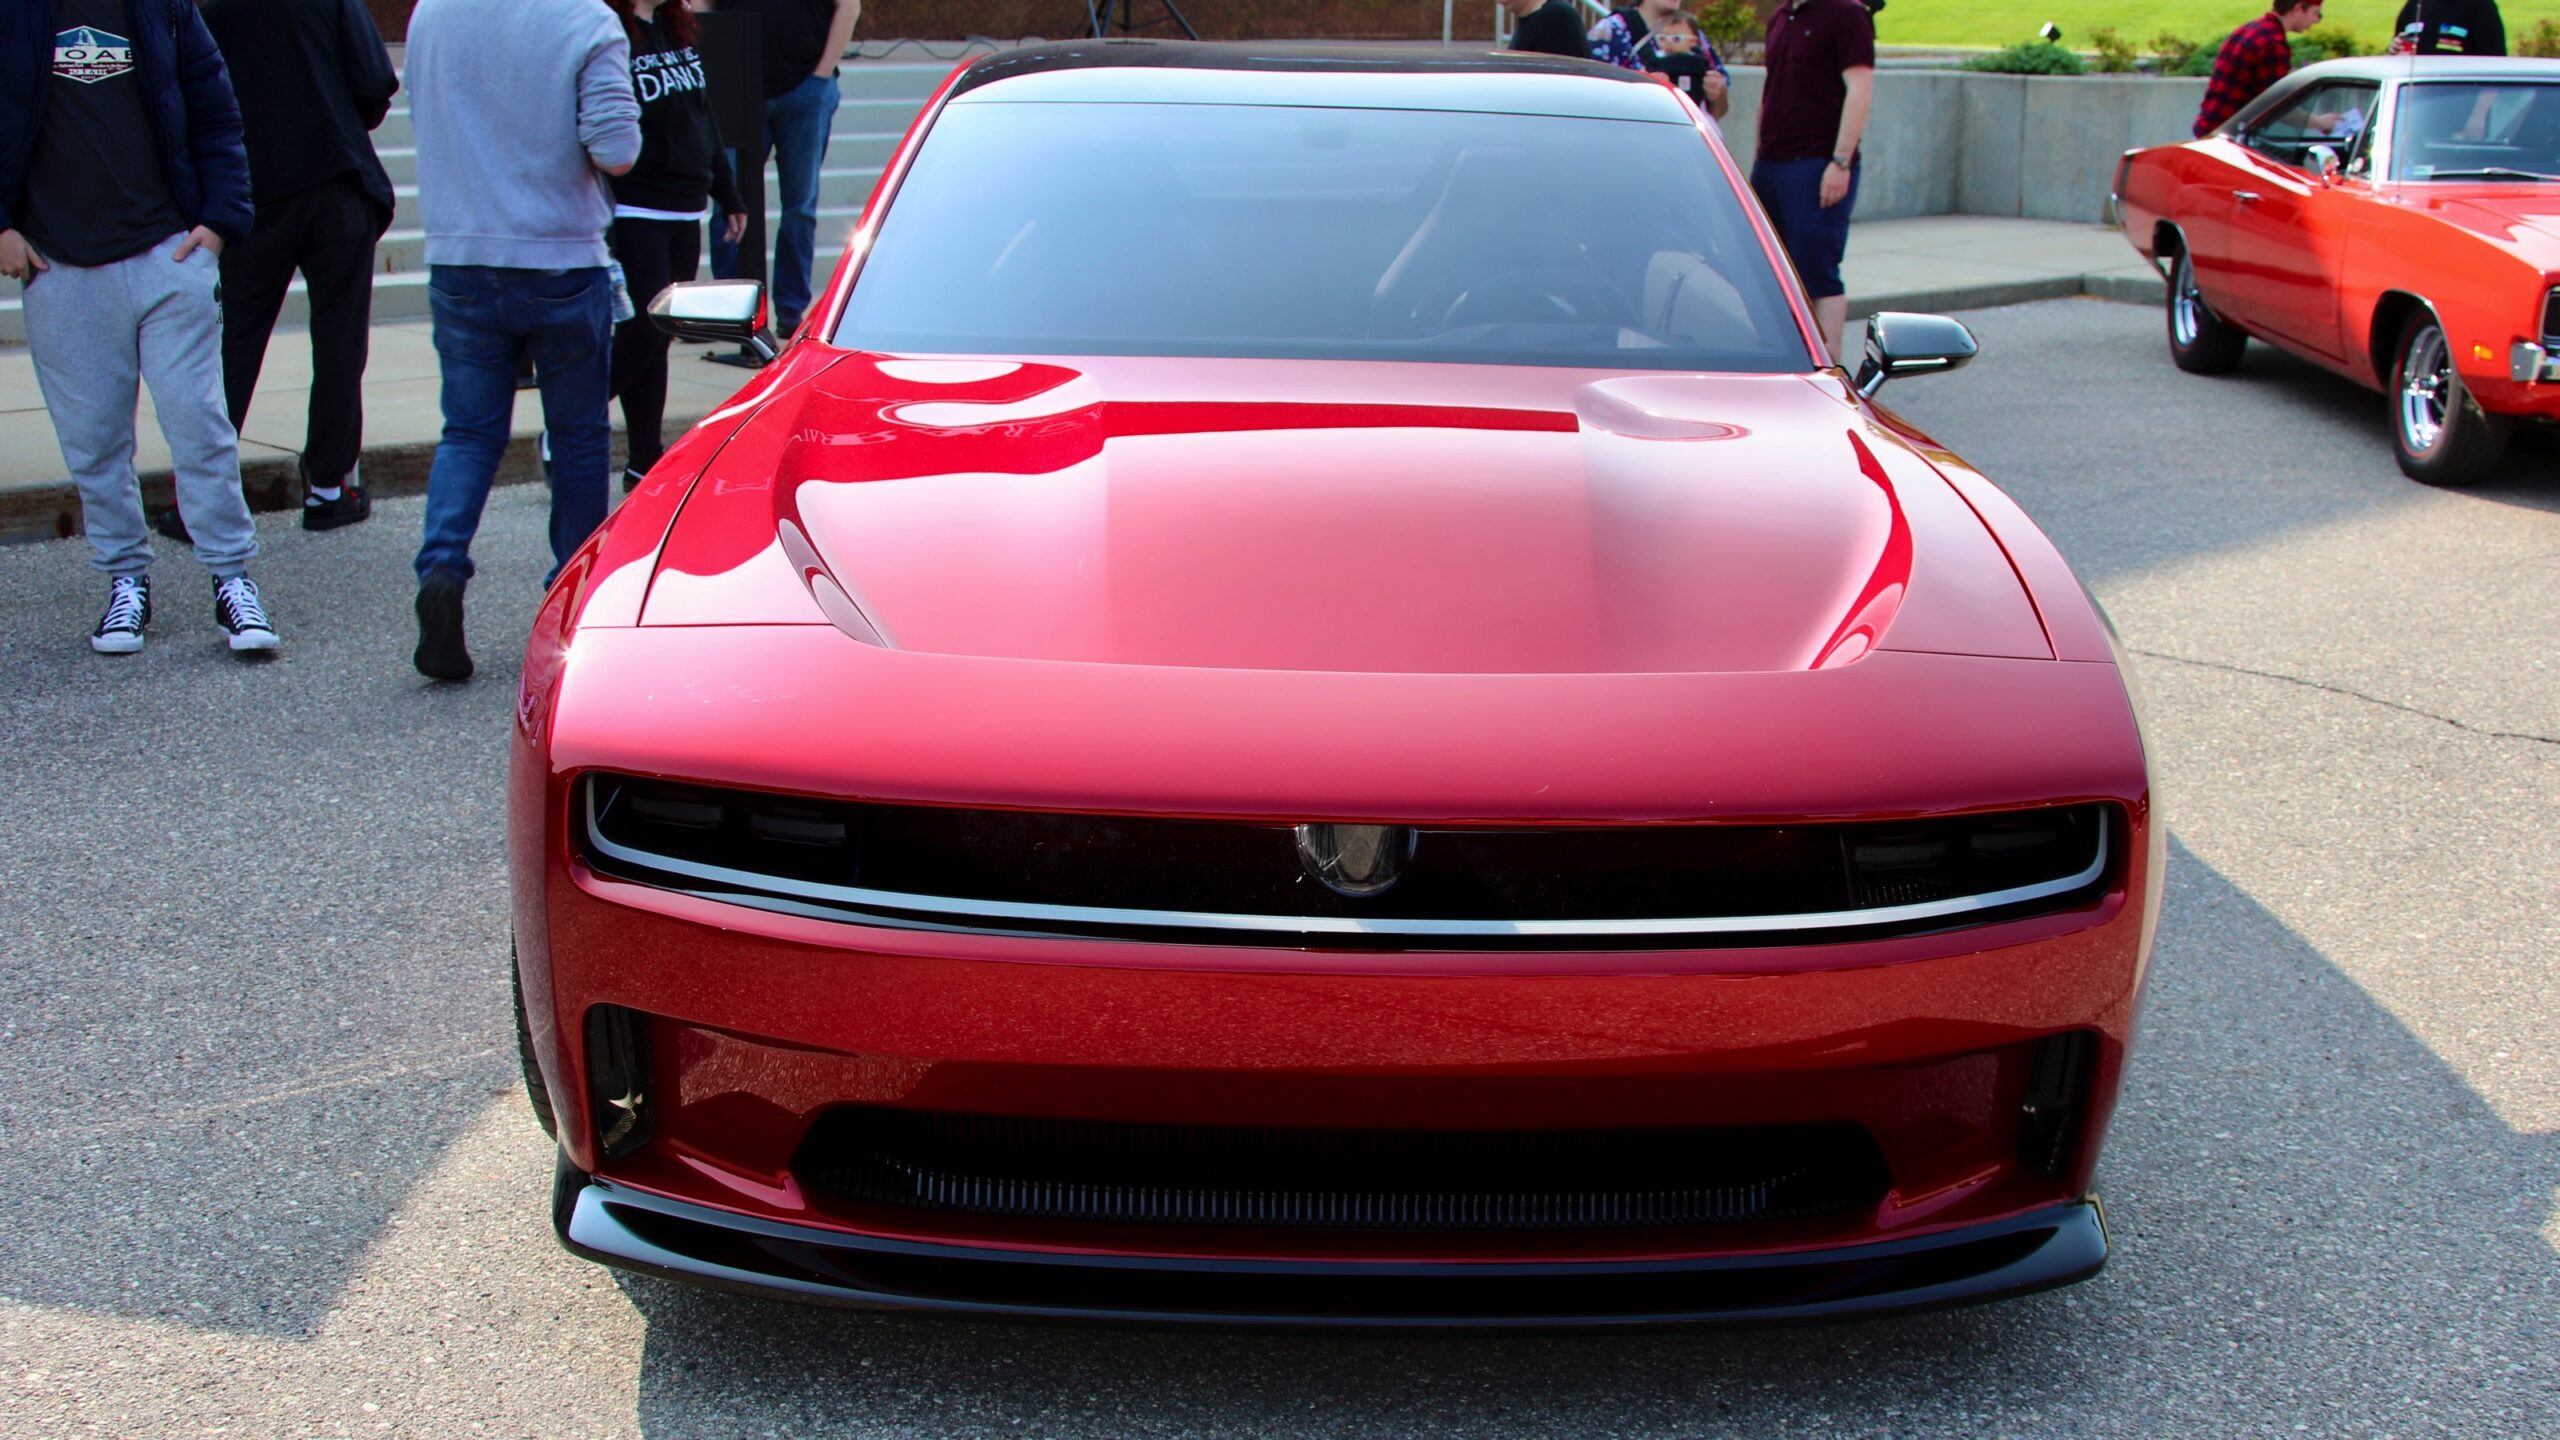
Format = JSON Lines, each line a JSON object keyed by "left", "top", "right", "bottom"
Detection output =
{"left": 1751, "top": 0, "right": 1876, "bottom": 364}
{"left": 2193, "top": 0, "right": 2326, "bottom": 138}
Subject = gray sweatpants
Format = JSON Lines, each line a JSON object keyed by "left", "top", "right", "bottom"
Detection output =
{"left": 21, "top": 233, "right": 258, "bottom": 579}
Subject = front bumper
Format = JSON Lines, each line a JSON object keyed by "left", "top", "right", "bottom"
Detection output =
{"left": 556, "top": 1156, "right": 2107, "bottom": 1326}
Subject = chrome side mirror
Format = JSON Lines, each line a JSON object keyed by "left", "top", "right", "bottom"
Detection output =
{"left": 1853, "top": 311, "right": 1980, "bottom": 397}
{"left": 649, "top": 279, "right": 780, "bottom": 363}
{"left": 2307, "top": 144, "right": 2343, "bottom": 182}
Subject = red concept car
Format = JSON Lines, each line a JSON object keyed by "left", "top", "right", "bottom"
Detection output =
{"left": 508, "top": 43, "right": 2163, "bottom": 1326}
{"left": 2113, "top": 57, "right": 2560, "bottom": 485}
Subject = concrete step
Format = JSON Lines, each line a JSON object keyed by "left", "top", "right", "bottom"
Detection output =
{"left": 375, "top": 132, "right": 907, "bottom": 188}
{"left": 365, "top": 60, "right": 955, "bottom": 148}
{"left": 388, "top": 164, "right": 885, "bottom": 216}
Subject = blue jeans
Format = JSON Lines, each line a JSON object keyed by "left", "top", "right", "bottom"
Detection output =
{"left": 415, "top": 265, "right": 613, "bottom": 586}
{"left": 1750, "top": 156, "right": 1860, "bottom": 300}
{"left": 707, "top": 70, "right": 841, "bottom": 333}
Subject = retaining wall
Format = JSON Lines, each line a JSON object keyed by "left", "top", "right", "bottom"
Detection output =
{"left": 1714, "top": 70, "right": 2208, "bottom": 225}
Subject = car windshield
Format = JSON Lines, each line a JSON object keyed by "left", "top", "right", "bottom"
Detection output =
{"left": 2390, "top": 81, "right": 2560, "bottom": 181}
{"left": 833, "top": 99, "right": 1813, "bottom": 371}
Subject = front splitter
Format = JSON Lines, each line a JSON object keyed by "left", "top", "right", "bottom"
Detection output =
{"left": 554, "top": 1157, "right": 2107, "bottom": 1327}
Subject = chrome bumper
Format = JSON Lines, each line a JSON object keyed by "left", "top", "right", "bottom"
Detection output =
{"left": 2514, "top": 341, "right": 2560, "bottom": 384}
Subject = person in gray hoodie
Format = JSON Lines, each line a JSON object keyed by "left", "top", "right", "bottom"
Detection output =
{"left": 404, "top": 0, "right": 642, "bottom": 681}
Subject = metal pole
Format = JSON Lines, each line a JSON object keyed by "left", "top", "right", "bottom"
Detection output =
{"left": 1443, "top": 0, "right": 1453, "bottom": 44}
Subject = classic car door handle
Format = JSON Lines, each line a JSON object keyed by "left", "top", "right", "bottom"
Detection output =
{"left": 2233, "top": 190, "right": 2262, "bottom": 204}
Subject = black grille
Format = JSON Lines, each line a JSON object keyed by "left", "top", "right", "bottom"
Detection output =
{"left": 2544, "top": 287, "right": 2559, "bottom": 343}
{"left": 794, "top": 1109, "right": 1889, "bottom": 1231}
{"left": 582, "top": 773, "right": 2112, "bottom": 946}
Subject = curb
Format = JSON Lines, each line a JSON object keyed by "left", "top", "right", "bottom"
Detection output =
{"left": 0, "top": 411, "right": 711, "bottom": 548}
{"left": 1848, "top": 269, "right": 2165, "bottom": 322}
{"left": 1, "top": 272, "right": 2166, "bottom": 546}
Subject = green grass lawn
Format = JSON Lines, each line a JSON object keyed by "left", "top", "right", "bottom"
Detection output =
{"left": 1874, "top": 0, "right": 2559, "bottom": 51}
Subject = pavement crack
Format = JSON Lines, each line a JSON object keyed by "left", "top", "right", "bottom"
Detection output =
{"left": 2129, "top": 647, "right": 2560, "bottom": 748}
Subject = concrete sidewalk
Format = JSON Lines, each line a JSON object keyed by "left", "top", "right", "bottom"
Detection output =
{"left": 0, "top": 214, "right": 2159, "bottom": 544}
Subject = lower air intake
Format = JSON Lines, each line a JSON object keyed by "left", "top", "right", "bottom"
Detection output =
{"left": 795, "top": 1109, "right": 1888, "bottom": 1231}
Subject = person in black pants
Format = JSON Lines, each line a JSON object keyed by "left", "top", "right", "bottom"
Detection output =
{"left": 607, "top": 0, "right": 748, "bottom": 490}
{"left": 201, "top": 0, "right": 398, "bottom": 532}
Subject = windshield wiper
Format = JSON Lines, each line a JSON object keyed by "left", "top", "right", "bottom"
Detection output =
{"left": 2421, "top": 167, "right": 2559, "bottom": 182}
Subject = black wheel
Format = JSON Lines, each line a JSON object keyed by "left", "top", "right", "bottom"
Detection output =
{"left": 2390, "top": 311, "right": 2511, "bottom": 487}
{"left": 2166, "top": 245, "right": 2246, "bottom": 375}
{"left": 512, "top": 939, "right": 557, "bottom": 1138}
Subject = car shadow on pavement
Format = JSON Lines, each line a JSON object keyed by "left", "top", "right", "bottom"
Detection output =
{"left": 615, "top": 839, "right": 2559, "bottom": 1437}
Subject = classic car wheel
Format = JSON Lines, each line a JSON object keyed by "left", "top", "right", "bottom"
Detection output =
{"left": 512, "top": 939, "right": 557, "bottom": 1138}
{"left": 2167, "top": 246, "right": 2245, "bottom": 375}
{"left": 2391, "top": 312, "right": 2510, "bottom": 487}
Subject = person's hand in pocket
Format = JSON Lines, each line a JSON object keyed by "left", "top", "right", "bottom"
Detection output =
{"left": 0, "top": 229, "right": 49, "bottom": 285}
{"left": 172, "top": 225, "right": 226, "bottom": 262}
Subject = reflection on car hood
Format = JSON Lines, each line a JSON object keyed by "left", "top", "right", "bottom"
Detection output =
{"left": 2405, "top": 188, "right": 2560, "bottom": 268}
{"left": 641, "top": 354, "right": 2051, "bottom": 673}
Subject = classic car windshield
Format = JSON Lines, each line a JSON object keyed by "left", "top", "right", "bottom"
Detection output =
{"left": 2391, "top": 82, "right": 2560, "bottom": 181}
{"left": 834, "top": 101, "right": 1813, "bottom": 371}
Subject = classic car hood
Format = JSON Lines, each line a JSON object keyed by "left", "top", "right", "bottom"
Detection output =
{"left": 2403, "top": 187, "right": 2560, "bottom": 270}
{"left": 640, "top": 354, "right": 2050, "bottom": 673}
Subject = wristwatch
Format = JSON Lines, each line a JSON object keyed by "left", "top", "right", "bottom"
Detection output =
{"left": 1829, "top": 153, "right": 1855, "bottom": 170}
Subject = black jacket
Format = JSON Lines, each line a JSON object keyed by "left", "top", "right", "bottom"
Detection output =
{"left": 2391, "top": 0, "right": 2506, "bottom": 54}
{"left": 609, "top": 17, "right": 746, "bottom": 218}
{"left": 201, "top": 0, "right": 399, "bottom": 225}
{"left": 1, "top": 0, "right": 254, "bottom": 246}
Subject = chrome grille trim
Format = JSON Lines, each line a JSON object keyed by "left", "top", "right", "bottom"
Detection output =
{"left": 582, "top": 787, "right": 2111, "bottom": 941}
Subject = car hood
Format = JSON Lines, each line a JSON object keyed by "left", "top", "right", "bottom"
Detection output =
{"left": 2401, "top": 187, "right": 2560, "bottom": 270}
{"left": 640, "top": 353, "right": 2051, "bottom": 673}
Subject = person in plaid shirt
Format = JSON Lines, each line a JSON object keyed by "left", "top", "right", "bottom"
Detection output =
{"left": 2193, "top": 0, "right": 2327, "bottom": 137}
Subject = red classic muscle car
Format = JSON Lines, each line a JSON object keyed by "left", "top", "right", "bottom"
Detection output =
{"left": 507, "top": 42, "right": 2162, "bottom": 1325}
{"left": 2114, "top": 57, "right": 2560, "bottom": 484}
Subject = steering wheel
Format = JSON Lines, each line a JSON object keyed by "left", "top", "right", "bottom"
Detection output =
{"left": 1433, "top": 266, "right": 1633, "bottom": 333}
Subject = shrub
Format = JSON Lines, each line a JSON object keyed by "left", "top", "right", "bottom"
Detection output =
{"left": 2175, "top": 32, "right": 2226, "bottom": 76}
{"left": 2089, "top": 26, "right": 2139, "bottom": 72}
{"left": 2520, "top": 17, "right": 2560, "bottom": 57}
{"left": 2147, "top": 32, "right": 2200, "bottom": 72}
{"left": 1960, "top": 40, "right": 2087, "bottom": 75}
{"left": 1691, "top": 0, "right": 1760, "bottom": 56}
{"left": 2291, "top": 21, "right": 2375, "bottom": 62}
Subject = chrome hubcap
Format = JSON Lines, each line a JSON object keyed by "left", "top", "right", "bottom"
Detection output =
{"left": 2399, "top": 324, "right": 2451, "bottom": 456}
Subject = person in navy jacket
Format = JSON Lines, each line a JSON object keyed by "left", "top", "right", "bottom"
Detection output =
{"left": 2, "top": 0, "right": 280, "bottom": 656}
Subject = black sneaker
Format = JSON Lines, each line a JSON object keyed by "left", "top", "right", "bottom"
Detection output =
{"left": 150, "top": 506, "right": 193, "bottom": 545}
{"left": 90, "top": 574, "right": 150, "bottom": 654}
{"left": 621, "top": 465, "right": 648, "bottom": 493}
{"left": 212, "top": 575, "right": 279, "bottom": 654}
{"left": 303, "top": 465, "right": 372, "bottom": 532}
{"left": 414, "top": 570, "right": 473, "bottom": 681}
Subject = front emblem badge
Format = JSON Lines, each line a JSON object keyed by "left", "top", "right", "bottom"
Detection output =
{"left": 1295, "top": 823, "right": 1415, "bottom": 898}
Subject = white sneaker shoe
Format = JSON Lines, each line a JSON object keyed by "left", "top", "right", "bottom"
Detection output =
{"left": 213, "top": 575, "right": 279, "bottom": 653}
{"left": 90, "top": 574, "right": 150, "bottom": 654}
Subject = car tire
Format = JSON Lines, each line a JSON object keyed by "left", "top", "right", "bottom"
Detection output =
{"left": 2390, "top": 311, "right": 2511, "bottom": 487}
{"left": 2167, "top": 245, "right": 2246, "bottom": 375}
{"left": 512, "top": 939, "right": 558, "bottom": 1139}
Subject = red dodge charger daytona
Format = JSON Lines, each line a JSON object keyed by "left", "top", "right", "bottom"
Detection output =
{"left": 508, "top": 43, "right": 2163, "bottom": 1325}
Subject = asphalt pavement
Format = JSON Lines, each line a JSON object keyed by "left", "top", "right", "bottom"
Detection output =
{"left": 1, "top": 298, "right": 2554, "bottom": 1438}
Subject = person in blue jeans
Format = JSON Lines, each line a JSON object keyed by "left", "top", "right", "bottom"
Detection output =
{"left": 405, "top": 0, "right": 641, "bottom": 681}
{"left": 704, "top": 0, "right": 860, "bottom": 335}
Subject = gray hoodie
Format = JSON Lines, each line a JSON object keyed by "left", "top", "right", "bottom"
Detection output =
{"left": 407, "top": 0, "right": 644, "bottom": 269}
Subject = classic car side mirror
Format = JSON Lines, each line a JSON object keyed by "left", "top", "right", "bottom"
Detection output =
{"left": 2306, "top": 144, "right": 2343, "bottom": 183}
{"left": 649, "top": 279, "right": 781, "bottom": 363}
{"left": 1853, "top": 311, "right": 1980, "bottom": 397}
